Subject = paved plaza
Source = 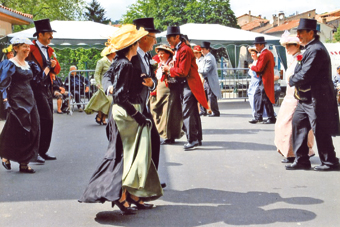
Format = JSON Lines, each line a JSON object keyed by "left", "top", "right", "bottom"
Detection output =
{"left": 0, "top": 100, "right": 339, "bottom": 227}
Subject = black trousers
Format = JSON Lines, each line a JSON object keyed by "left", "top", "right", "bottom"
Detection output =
{"left": 200, "top": 80, "right": 220, "bottom": 115}
{"left": 292, "top": 101, "right": 339, "bottom": 166}
{"left": 254, "top": 82, "right": 275, "bottom": 120}
{"left": 144, "top": 109, "right": 160, "bottom": 170}
{"left": 34, "top": 88, "right": 54, "bottom": 156}
{"left": 181, "top": 82, "right": 202, "bottom": 143}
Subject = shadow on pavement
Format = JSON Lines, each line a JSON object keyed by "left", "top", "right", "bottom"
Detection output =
{"left": 94, "top": 188, "right": 321, "bottom": 226}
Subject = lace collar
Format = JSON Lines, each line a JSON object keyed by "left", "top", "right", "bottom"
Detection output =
{"left": 9, "top": 58, "right": 30, "bottom": 70}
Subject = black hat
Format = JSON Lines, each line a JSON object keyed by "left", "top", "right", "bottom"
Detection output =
{"left": 166, "top": 26, "right": 181, "bottom": 36}
{"left": 297, "top": 18, "right": 317, "bottom": 31}
{"left": 253, "top": 36, "right": 266, "bottom": 44}
{"left": 133, "top": 17, "right": 160, "bottom": 33}
{"left": 33, "top": 19, "right": 56, "bottom": 37}
{"left": 201, "top": 41, "right": 211, "bottom": 49}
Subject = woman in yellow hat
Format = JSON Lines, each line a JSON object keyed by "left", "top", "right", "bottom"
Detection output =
{"left": 79, "top": 24, "right": 163, "bottom": 215}
{"left": 2, "top": 44, "right": 14, "bottom": 60}
{"left": 84, "top": 46, "right": 116, "bottom": 125}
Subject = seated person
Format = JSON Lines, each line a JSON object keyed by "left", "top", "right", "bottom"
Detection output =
{"left": 52, "top": 73, "right": 70, "bottom": 114}
{"left": 64, "top": 65, "right": 90, "bottom": 112}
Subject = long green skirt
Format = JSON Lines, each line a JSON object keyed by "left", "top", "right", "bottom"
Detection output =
{"left": 111, "top": 104, "right": 163, "bottom": 200}
{"left": 85, "top": 89, "right": 113, "bottom": 115}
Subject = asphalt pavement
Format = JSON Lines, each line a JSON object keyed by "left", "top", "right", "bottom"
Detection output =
{"left": 0, "top": 100, "right": 339, "bottom": 227}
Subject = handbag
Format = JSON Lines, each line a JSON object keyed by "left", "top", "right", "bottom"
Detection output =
{"left": 294, "top": 85, "right": 311, "bottom": 101}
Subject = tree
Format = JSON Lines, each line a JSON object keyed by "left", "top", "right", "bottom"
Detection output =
{"left": 0, "top": 0, "right": 86, "bottom": 32}
{"left": 55, "top": 48, "right": 102, "bottom": 79}
{"left": 334, "top": 27, "right": 340, "bottom": 42}
{"left": 84, "top": 0, "right": 110, "bottom": 24}
{"left": 121, "top": 0, "right": 239, "bottom": 31}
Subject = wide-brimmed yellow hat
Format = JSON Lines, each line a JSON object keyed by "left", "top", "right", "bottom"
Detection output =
{"left": 155, "top": 44, "right": 174, "bottom": 55}
{"left": 2, "top": 44, "right": 13, "bottom": 54}
{"left": 100, "top": 46, "right": 116, "bottom": 57}
{"left": 106, "top": 24, "right": 148, "bottom": 51}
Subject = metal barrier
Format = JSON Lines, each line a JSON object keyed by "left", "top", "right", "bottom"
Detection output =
{"left": 64, "top": 70, "right": 97, "bottom": 115}
{"left": 218, "top": 68, "right": 250, "bottom": 100}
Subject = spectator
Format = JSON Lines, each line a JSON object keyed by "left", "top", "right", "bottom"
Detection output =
{"left": 333, "top": 65, "right": 340, "bottom": 105}
{"left": 64, "top": 65, "right": 90, "bottom": 112}
{"left": 52, "top": 73, "right": 70, "bottom": 114}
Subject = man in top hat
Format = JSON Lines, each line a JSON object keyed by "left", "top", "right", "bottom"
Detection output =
{"left": 163, "top": 26, "right": 208, "bottom": 149}
{"left": 27, "top": 19, "right": 60, "bottom": 162}
{"left": 285, "top": 18, "right": 340, "bottom": 171}
{"left": 198, "top": 41, "right": 222, "bottom": 117}
{"left": 131, "top": 17, "right": 161, "bottom": 169}
{"left": 249, "top": 36, "right": 276, "bottom": 124}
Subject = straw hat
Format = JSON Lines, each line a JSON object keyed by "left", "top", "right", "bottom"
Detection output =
{"left": 280, "top": 30, "right": 300, "bottom": 46}
{"left": 248, "top": 46, "right": 257, "bottom": 53}
{"left": 106, "top": 24, "right": 148, "bottom": 51}
{"left": 2, "top": 44, "right": 13, "bottom": 54}
{"left": 155, "top": 44, "right": 174, "bottom": 55}
{"left": 193, "top": 45, "right": 202, "bottom": 53}
{"left": 100, "top": 46, "right": 116, "bottom": 57}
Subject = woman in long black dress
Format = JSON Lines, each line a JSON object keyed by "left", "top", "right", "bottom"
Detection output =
{"left": 79, "top": 25, "right": 163, "bottom": 215}
{"left": 0, "top": 36, "right": 49, "bottom": 173}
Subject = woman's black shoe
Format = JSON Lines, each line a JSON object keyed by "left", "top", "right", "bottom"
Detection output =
{"left": 95, "top": 114, "right": 102, "bottom": 125}
{"left": 112, "top": 200, "right": 137, "bottom": 215}
{"left": 19, "top": 164, "right": 35, "bottom": 173}
{"left": 2, "top": 159, "right": 11, "bottom": 170}
{"left": 161, "top": 138, "right": 175, "bottom": 145}
{"left": 127, "top": 197, "right": 153, "bottom": 210}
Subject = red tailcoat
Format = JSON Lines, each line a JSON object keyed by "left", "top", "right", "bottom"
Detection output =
{"left": 169, "top": 42, "right": 209, "bottom": 109}
{"left": 251, "top": 49, "right": 275, "bottom": 104}
{"left": 27, "top": 40, "right": 61, "bottom": 83}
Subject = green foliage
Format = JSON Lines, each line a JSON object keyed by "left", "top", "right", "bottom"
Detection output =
{"left": 334, "top": 28, "right": 340, "bottom": 42}
{"left": 122, "top": 0, "right": 239, "bottom": 31}
{"left": 0, "top": 0, "right": 86, "bottom": 32}
{"left": 84, "top": 0, "right": 110, "bottom": 24}
{"left": 54, "top": 48, "right": 101, "bottom": 79}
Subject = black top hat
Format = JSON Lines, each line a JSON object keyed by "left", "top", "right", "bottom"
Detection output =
{"left": 133, "top": 17, "right": 160, "bottom": 33}
{"left": 253, "top": 36, "right": 266, "bottom": 44}
{"left": 201, "top": 41, "right": 211, "bottom": 49}
{"left": 166, "top": 26, "right": 181, "bottom": 36}
{"left": 33, "top": 19, "right": 56, "bottom": 37}
{"left": 297, "top": 18, "right": 317, "bottom": 31}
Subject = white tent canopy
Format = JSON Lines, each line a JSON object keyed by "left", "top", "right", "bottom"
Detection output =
{"left": 157, "top": 23, "right": 280, "bottom": 45}
{"left": 5, "top": 20, "right": 119, "bottom": 49}
{"left": 157, "top": 23, "right": 286, "bottom": 69}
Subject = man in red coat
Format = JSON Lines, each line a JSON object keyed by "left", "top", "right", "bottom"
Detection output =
{"left": 163, "top": 26, "right": 208, "bottom": 149}
{"left": 27, "top": 19, "right": 61, "bottom": 162}
{"left": 249, "top": 36, "right": 276, "bottom": 124}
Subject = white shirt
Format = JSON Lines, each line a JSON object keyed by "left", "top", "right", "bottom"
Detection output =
{"left": 137, "top": 47, "right": 150, "bottom": 75}
{"left": 36, "top": 40, "right": 49, "bottom": 60}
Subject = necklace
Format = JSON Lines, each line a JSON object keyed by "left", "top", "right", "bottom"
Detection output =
{"left": 13, "top": 57, "right": 26, "bottom": 66}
